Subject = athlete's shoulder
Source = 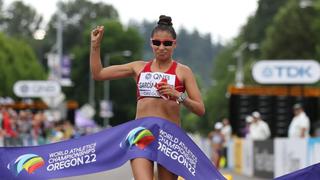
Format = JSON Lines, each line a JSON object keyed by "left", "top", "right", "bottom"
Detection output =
{"left": 176, "top": 61, "right": 192, "bottom": 72}
{"left": 130, "top": 60, "right": 149, "bottom": 73}
{"left": 130, "top": 60, "right": 148, "bottom": 67}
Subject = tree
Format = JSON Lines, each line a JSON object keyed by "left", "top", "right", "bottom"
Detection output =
{"left": 0, "top": 33, "right": 46, "bottom": 97}
{"left": 45, "top": 0, "right": 119, "bottom": 54}
{"left": 0, "top": 0, "right": 48, "bottom": 68}
{"left": 41, "top": 0, "right": 144, "bottom": 125}
{"left": 132, "top": 20, "right": 223, "bottom": 89}
{"left": 70, "top": 20, "right": 143, "bottom": 126}
{"left": 314, "top": 0, "right": 320, "bottom": 60}
{"left": 204, "top": 0, "right": 291, "bottom": 135}
{"left": 0, "top": 1, "right": 42, "bottom": 38}
{"left": 261, "top": 0, "right": 319, "bottom": 59}
{"left": 204, "top": 44, "right": 237, "bottom": 132}
{"left": 240, "top": 0, "right": 290, "bottom": 44}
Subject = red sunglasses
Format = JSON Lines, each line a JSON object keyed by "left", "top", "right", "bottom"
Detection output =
{"left": 151, "top": 39, "right": 176, "bottom": 46}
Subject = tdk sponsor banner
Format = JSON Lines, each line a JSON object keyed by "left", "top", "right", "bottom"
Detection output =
{"left": 0, "top": 117, "right": 225, "bottom": 180}
{"left": 252, "top": 60, "right": 320, "bottom": 84}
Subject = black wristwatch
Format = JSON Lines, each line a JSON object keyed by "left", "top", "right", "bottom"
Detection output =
{"left": 176, "top": 92, "right": 187, "bottom": 104}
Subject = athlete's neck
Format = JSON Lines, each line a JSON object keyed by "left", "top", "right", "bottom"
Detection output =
{"left": 153, "top": 59, "right": 173, "bottom": 70}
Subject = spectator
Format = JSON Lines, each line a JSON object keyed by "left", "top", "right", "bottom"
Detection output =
{"left": 221, "top": 118, "right": 232, "bottom": 168}
{"left": 0, "top": 110, "right": 3, "bottom": 146}
{"left": 208, "top": 122, "right": 225, "bottom": 168}
{"left": 0, "top": 106, "right": 80, "bottom": 147}
{"left": 31, "top": 111, "right": 47, "bottom": 145}
{"left": 242, "top": 115, "right": 253, "bottom": 138}
{"left": 288, "top": 104, "right": 310, "bottom": 138}
{"left": 2, "top": 107, "right": 18, "bottom": 146}
{"left": 17, "top": 110, "right": 33, "bottom": 146}
{"left": 248, "top": 111, "right": 271, "bottom": 140}
{"left": 221, "top": 118, "right": 232, "bottom": 145}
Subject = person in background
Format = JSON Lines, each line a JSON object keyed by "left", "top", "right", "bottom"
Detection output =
{"left": 2, "top": 107, "right": 18, "bottom": 146}
{"left": 288, "top": 104, "right": 310, "bottom": 138}
{"left": 220, "top": 118, "right": 232, "bottom": 168}
{"left": 221, "top": 118, "right": 232, "bottom": 145}
{"left": 242, "top": 115, "right": 253, "bottom": 138}
{"left": 17, "top": 110, "right": 33, "bottom": 146}
{"left": 208, "top": 122, "right": 225, "bottom": 169}
{"left": 248, "top": 111, "right": 271, "bottom": 140}
{"left": 0, "top": 109, "right": 4, "bottom": 146}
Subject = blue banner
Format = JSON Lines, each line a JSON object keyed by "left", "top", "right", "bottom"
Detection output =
{"left": 274, "top": 162, "right": 320, "bottom": 180}
{"left": 307, "top": 138, "right": 320, "bottom": 166}
{"left": 0, "top": 117, "right": 225, "bottom": 180}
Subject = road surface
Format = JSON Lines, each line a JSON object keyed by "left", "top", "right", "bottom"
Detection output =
{"left": 55, "top": 162, "right": 269, "bottom": 180}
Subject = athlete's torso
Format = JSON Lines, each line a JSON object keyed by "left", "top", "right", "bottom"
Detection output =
{"left": 134, "top": 60, "right": 186, "bottom": 125}
{"left": 136, "top": 60, "right": 185, "bottom": 100}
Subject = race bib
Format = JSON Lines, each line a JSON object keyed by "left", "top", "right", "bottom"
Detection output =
{"left": 138, "top": 72, "right": 176, "bottom": 97}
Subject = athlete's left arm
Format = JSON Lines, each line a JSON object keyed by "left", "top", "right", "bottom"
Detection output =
{"left": 180, "top": 66, "right": 205, "bottom": 116}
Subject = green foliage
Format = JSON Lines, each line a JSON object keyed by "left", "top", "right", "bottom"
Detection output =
{"left": 241, "top": 0, "right": 290, "bottom": 43}
{"left": 39, "top": 0, "right": 142, "bottom": 125}
{"left": 70, "top": 20, "right": 143, "bottom": 126}
{"left": 0, "top": 1, "right": 48, "bottom": 69}
{"left": 0, "top": 1, "right": 42, "bottom": 38}
{"left": 0, "top": 33, "right": 46, "bottom": 97}
{"left": 204, "top": 0, "right": 292, "bottom": 135}
{"left": 181, "top": 110, "right": 199, "bottom": 133}
{"left": 175, "top": 28, "right": 222, "bottom": 87}
{"left": 261, "top": 0, "right": 319, "bottom": 59}
{"left": 204, "top": 44, "right": 236, "bottom": 134}
{"left": 130, "top": 21, "right": 223, "bottom": 88}
{"left": 315, "top": 0, "right": 320, "bottom": 60}
{"left": 205, "top": 0, "right": 320, "bottom": 137}
{"left": 45, "top": 0, "right": 119, "bottom": 53}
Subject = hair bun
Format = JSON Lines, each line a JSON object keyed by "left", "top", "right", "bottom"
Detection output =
{"left": 158, "top": 15, "right": 173, "bottom": 26}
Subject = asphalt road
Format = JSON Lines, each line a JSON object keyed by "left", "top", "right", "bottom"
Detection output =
{"left": 54, "top": 162, "right": 269, "bottom": 180}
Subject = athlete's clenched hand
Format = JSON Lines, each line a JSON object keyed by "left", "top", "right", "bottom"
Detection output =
{"left": 91, "top": 25, "right": 104, "bottom": 48}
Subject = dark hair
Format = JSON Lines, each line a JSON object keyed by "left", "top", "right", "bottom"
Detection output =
{"left": 151, "top": 15, "right": 177, "bottom": 39}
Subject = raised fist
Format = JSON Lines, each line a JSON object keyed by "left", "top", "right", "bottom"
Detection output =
{"left": 91, "top": 25, "right": 104, "bottom": 48}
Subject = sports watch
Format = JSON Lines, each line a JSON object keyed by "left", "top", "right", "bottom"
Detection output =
{"left": 176, "top": 92, "right": 187, "bottom": 104}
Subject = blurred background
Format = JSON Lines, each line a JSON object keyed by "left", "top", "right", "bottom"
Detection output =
{"left": 1, "top": 0, "right": 320, "bottom": 179}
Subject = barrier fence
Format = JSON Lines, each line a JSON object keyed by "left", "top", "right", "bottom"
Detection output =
{"left": 188, "top": 135, "right": 320, "bottom": 179}
{"left": 224, "top": 137, "right": 320, "bottom": 179}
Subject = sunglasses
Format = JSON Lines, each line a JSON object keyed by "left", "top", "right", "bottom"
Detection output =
{"left": 151, "top": 39, "right": 176, "bottom": 46}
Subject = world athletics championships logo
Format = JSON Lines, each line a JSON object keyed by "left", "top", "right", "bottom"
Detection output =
{"left": 120, "top": 127, "right": 155, "bottom": 150}
{"left": 7, "top": 154, "right": 45, "bottom": 176}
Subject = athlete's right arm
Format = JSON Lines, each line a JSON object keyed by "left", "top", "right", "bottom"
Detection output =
{"left": 90, "top": 25, "right": 136, "bottom": 80}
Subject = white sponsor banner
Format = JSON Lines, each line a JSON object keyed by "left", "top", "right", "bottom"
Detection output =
{"left": 274, "top": 138, "right": 307, "bottom": 178}
{"left": 242, "top": 139, "right": 254, "bottom": 176}
{"left": 252, "top": 60, "right": 320, "bottom": 84}
{"left": 13, "top": 80, "right": 61, "bottom": 97}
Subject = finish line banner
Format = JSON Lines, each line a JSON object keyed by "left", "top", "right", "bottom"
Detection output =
{"left": 0, "top": 117, "right": 225, "bottom": 180}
